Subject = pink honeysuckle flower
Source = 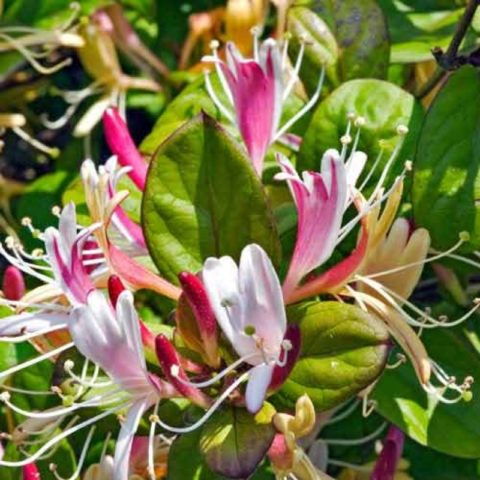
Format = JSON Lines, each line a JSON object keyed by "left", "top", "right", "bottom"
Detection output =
{"left": 103, "top": 107, "right": 148, "bottom": 190}
{"left": 81, "top": 157, "right": 181, "bottom": 301}
{"left": 81, "top": 157, "right": 147, "bottom": 257}
{"left": 203, "top": 38, "right": 324, "bottom": 174}
{"left": 371, "top": 426, "right": 405, "bottom": 480}
{"left": 202, "top": 243, "right": 290, "bottom": 413}
{"left": 43, "top": 202, "right": 98, "bottom": 306}
{"left": 0, "top": 203, "right": 100, "bottom": 346}
{"left": 70, "top": 289, "right": 176, "bottom": 480}
{"left": 275, "top": 151, "right": 349, "bottom": 300}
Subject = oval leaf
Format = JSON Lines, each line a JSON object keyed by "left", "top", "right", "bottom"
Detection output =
{"left": 298, "top": 79, "right": 423, "bottom": 178}
{"left": 199, "top": 404, "right": 276, "bottom": 479}
{"left": 274, "top": 301, "right": 389, "bottom": 411}
{"left": 412, "top": 65, "right": 480, "bottom": 252}
{"left": 142, "top": 113, "right": 280, "bottom": 282}
{"left": 312, "top": 0, "right": 389, "bottom": 81}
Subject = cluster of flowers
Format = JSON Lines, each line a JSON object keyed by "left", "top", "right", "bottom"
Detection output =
{"left": 0, "top": 35, "right": 477, "bottom": 480}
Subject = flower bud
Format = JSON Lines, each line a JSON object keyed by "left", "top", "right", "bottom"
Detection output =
{"left": 371, "top": 426, "right": 405, "bottom": 480}
{"left": 178, "top": 272, "right": 219, "bottom": 367}
{"left": 155, "top": 334, "right": 211, "bottom": 408}
{"left": 3, "top": 265, "right": 26, "bottom": 301}
{"left": 102, "top": 107, "right": 147, "bottom": 191}
{"left": 22, "top": 463, "right": 41, "bottom": 480}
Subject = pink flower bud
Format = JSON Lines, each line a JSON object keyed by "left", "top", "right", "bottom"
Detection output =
{"left": 371, "top": 426, "right": 405, "bottom": 480}
{"left": 267, "top": 433, "right": 294, "bottom": 471}
{"left": 178, "top": 272, "right": 218, "bottom": 365}
{"left": 155, "top": 334, "right": 210, "bottom": 408}
{"left": 22, "top": 463, "right": 41, "bottom": 480}
{"left": 3, "top": 265, "right": 26, "bottom": 301}
{"left": 102, "top": 107, "right": 147, "bottom": 191}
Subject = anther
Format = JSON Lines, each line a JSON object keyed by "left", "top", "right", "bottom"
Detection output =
{"left": 49, "top": 464, "right": 57, "bottom": 472}
{"left": 170, "top": 365, "right": 180, "bottom": 378}
{"left": 21, "top": 217, "right": 32, "bottom": 227}
{"left": 340, "top": 134, "right": 352, "bottom": 145}
{"left": 404, "top": 160, "right": 413, "bottom": 171}
{"left": 64, "top": 359, "right": 75, "bottom": 371}
{"left": 396, "top": 124, "right": 409, "bottom": 136}
{"left": 459, "top": 231, "right": 471, "bottom": 242}
{"left": 149, "top": 414, "right": 159, "bottom": 422}
{"left": 0, "top": 391, "right": 11, "bottom": 402}
{"left": 209, "top": 39, "right": 220, "bottom": 50}
{"left": 51, "top": 205, "right": 61, "bottom": 216}
{"left": 354, "top": 116, "right": 366, "bottom": 127}
{"left": 281, "top": 339, "right": 293, "bottom": 351}
{"left": 347, "top": 112, "right": 356, "bottom": 121}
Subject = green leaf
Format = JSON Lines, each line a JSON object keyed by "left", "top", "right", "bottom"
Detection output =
{"left": 140, "top": 76, "right": 225, "bottom": 157}
{"left": 199, "top": 403, "right": 276, "bottom": 478}
{"left": 168, "top": 428, "right": 228, "bottom": 480}
{"left": 311, "top": 0, "right": 389, "bottom": 81}
{"left": 142, "top": 113, "right": 281, "bottom": 282}
{"left": 378, "top": 1, "right": 464, "bottom": 63}
{"left": 298, "top": 78, "right": 423, "bottom": 183}
{"left": 373, "top": 323, "right": 480, "bottom": 458}
{"left": 287, "top": 7, "right": 340, "bottom": 93}
{"left": 288, "top": 1, "right": 389, "bottom": 93}
{"left": 274, "top": 301, "right": 389, "bottom": 411}
{"left": 412, "top": 66, "right": 480, "bottom": 252}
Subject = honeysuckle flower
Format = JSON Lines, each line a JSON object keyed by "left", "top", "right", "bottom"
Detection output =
{"left": 81, "top": 157, "right": 147, "bottom": 256}
{"left": 371, "top": 426, "right": 406, "bottom": 480}
{"left": 202, "top": 243, "right": 289, "bottom": 413}
{"left": 81, "top": 157, "right": 181, "bottom": 300}
{"left": 203, "top": 35, "right": 324, "bottom": 174}
{"left": 0, "top": 203, "right": 100, "bottom": 354}
{"left": 69, "top": 289, "right": 177, "bottom": 480}
{"left": 102, "top": 108, "right": 148, "bottom": 191}
{"left": 277, "top": 120, "right": 417, "bottom": 304}
{"left": 0, "top": 8, "right": 84, "bottom": 75}
{"left": 269, "top": 395, "right": 334, "bottom": 480}
{"left": 275, "top": 151, "right": 350, "bottom": 299}
{"left": 93, "top": 4, "right": 170, "bottom": 78}
{"left": 44, "top": 14, "right": 160, "bottom": 137}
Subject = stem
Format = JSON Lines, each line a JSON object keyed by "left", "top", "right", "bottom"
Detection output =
{"left": 444, "top": 0, "right": 480, "bottom": 64}
{"left": 415, "top": 0, "right": 480, "bottom": 98}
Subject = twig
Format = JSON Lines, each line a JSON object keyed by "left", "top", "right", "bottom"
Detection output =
{"left": 415, "top": 0, "right": 480, "bottom": 98}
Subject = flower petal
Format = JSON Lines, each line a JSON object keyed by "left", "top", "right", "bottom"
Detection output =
{"left": 246, "top": 363, "right": 274, "bottom": 414}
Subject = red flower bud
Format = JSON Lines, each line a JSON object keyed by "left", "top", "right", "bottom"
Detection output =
{"left": 155, "top": 334, "right": 210, "bottom": 408}
{"left": 3, "top": 265, "right": 26, "bottom": 301}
